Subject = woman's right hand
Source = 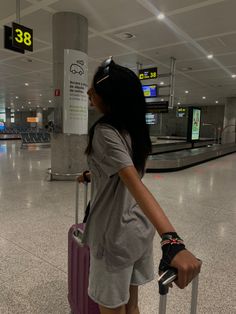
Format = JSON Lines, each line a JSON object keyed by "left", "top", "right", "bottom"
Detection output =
{"left": 76, "top": 174, "right": 84, "bottom": 183}
{"left": 170, "top": 249, "right": 202, "bottom": 289}
{"left": 76, "top": 171, "right": 91, "bottom": 183}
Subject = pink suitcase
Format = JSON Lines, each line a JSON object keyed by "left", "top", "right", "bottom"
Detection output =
{"left": 68, "top": 181, "right": 100, "bottom": 314}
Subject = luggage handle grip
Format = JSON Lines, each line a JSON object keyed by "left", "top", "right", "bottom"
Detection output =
{"left": 73, "top": 228, "right": 85, "bottom": 247}
{"left": 158, "top": 267, "right": 200, "bottom": 314}
{"left": 158, "top": 268, "right": 177, "bottom": 295}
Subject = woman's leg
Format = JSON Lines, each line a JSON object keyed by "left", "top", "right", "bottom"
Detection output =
{"left": 99, "top": 304, "right": 126, "bottom": 314}
{"left": 126, "top": 286, "right": 140, "bottom": 314}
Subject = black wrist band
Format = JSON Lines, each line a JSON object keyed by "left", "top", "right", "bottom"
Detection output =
{"left": 159, "top": 232, "right": 186, "bottom": 272}
{"left": 83, "top": 170, "right": 90, "bottom": 183}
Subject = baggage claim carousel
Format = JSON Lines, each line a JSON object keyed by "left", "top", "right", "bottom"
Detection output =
{"left": 147, "top": 137, "right": 236, "bottom": 172}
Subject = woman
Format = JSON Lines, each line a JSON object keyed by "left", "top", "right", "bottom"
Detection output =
{"left": 79, "top": 58, "right": 201, "bottom": 314}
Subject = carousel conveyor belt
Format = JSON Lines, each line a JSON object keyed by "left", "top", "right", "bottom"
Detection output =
{"left": 146, "top": 143, "right": 236, "bottom": 172}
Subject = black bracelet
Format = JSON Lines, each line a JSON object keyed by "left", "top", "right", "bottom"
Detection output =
{"left": 159, "top": 232, "right": 186, "bottom": 272}
{"left": 83, "top": 170, "right": 90, "bottom": 183}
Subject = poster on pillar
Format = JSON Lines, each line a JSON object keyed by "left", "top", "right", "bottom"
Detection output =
{"left": 63, "top": 49, "right": 88, "bottom": 135}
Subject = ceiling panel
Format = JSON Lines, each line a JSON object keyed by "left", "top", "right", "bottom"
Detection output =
{"left": 0, "top": 63, "right": 26, "bottom": 77}
{"left": 169, "top": 0, "right": 236, "bottom": 38}
{"left": 148, "top": 0, "right": 207, "bottom": 12}
{"left": 110, "top": 20, "right": 183, "bottom": 51}
{"left": 176, "top": 58, "right": 214, "bottom": 72}
{"left": 144, "top": 42, "right": 204, "bottom": 64}
{"left": 199, "top": 34, "right": 236, "bottom": 55}
{"left": 50, "top": 0, "right": 153, "bottom": 32}
{"left": 88, "top": 36, "right": 131, "bottom": 59}
{"left": 0, "top": 0, "right": 31, "bottom": 20}
{"left": 216, "top": 53, "right": 236, "bottom": 67}
{"left": 190, "top": 67, "right": 236, "bottom": 82}
{"left": 29, "top": 48, "right": 52, "bottom": 63}
{"left": 2, "top": 57, "right": 52, "bottom": 72}
{"left": 20, "top": 9, "right": 52, "bottom": 43}
{"left": 113, "top": 53, "right": 155, "bottom": 70}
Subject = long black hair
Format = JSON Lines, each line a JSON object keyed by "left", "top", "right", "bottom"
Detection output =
{"left": 85, "top": 60, "right": 152, "bottom": 173}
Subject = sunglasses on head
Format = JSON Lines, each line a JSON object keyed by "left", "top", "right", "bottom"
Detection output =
{"left": 96, "top": 56, "right": 113, "bottom": 85}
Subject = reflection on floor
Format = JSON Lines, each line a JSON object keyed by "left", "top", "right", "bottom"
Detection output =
{"left": 0, "top": 141, "right": 235, "bottom": 313}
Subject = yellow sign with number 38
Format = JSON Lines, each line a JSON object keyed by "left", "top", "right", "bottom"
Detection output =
{"left": 12, "top": 22, "right": 33, "bottom": 52}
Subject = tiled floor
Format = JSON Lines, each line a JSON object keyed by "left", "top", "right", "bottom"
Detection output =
{"left": 0, "top": 140, "right": 235, "bottom": 313}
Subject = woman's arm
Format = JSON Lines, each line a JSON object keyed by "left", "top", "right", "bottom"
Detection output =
{"left": 118, "top": 165, "right": 175, "bottom": 236}
{"left": 118, "top": 165, "right": 202, "bottom": 289}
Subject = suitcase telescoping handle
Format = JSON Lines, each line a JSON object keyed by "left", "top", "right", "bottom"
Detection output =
{"left": 158, "top": 268, "right": 199, "bottom": 314}
{"left": 73, "top": 180, "right": 88, "bottom": 247}
{"left": 75, "top": 179, "right": 88, "bottom": 225}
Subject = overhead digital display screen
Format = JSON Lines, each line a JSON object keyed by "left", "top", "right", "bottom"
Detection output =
{"left": 145, "top": 113, "right": 158, "bottom": 125}
{"left": 176, "top": 107, "right": 187, "bottom": 118}
{"left": 142, "top": 84, "right": 158, "bottom": 98}
{"left": 139, "top": 67, "right": 157, "bottom": 80}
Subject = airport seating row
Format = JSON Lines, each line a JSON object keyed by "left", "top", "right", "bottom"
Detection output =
{"left": 0, "top": 127, "right": 40, "bottom": 134}
{"left": 21, "top": 132, "right": 50, "bottom": 147}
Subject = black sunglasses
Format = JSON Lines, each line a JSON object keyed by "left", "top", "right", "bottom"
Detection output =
{"left": 96, "top": 56, "right": 113, "bottom": 85}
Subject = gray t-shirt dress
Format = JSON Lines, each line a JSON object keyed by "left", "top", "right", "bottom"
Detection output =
{"left": 82, "top": 123, "right": 155, "bottom": 272}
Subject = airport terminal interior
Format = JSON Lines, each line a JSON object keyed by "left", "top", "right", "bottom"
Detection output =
{"left": 0, "top": 0, "right": 236, "bottom": 313}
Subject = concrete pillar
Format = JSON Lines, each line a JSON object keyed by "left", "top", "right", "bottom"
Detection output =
{"left": 5, "top": 108, "right": 11, "bottom": 128}
{"left": 222, "top": 98, "right": 236, "bottom": 144}
{"left": 51, "top": 12, "right": 88, "bottom": 180}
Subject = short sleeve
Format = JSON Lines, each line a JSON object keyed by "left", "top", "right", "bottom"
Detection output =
{"left": 92, "top": 124, "right": 133, "bottom": 177}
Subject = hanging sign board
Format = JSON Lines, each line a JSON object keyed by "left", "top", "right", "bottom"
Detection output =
{"left": 146, "top": 101, "right": 169, "bottom": 113}
{"left": 63, "top": 49, "right": 88, "bottom": 135}
{"left": 139, "top": 67, "right": 157, "bottom": 80}
{"left": 176, "top": 107, "right": 187, "bottom": 118}
{"left": 12, "top": 22, "right": 33, "bottom": 52}
{"left": 4, "top": 25, "right": 25, "bottom": 54}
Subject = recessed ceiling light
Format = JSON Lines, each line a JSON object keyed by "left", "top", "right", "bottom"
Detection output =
{"left": 24, "top": 83, "right": 29, "bottom": 86}
{"left": 161, "top": 98, "right": 164, "bottom": 101}
{"left": 181, "top": 67, "right": 193, "bottom": 71}
{"left": 114, "top": 32, "right": 136, "bottom": 40}
{"left": 39, "top": 94, "right": 42, "bottom": 96}
{"left": 160, "top": 82, "right": 164, "bottom": 85}
{"left": 207, "top": 54, "right": 213, "bottom": 59}
{"left": 22, "top": 58, "right": 33, "bottom": 63}
{"left": 232, "top": 74, "right": 236, "bottom": 78}
{"left": 15, "top": 96, "right": 19, "bottom": 99}
{"left": 28, "top": 101, "right": 31, "bottom": 104}
{"left": 202, "top": 96, "right": 206, "bottom": 99}
{"left": 215, "top": 100, "right": 219, "bottom": 104}
{"left": 157, "top": 13, "right": 165, "bottom": 20}
{"left": 185, "top": 90, "right": 189, "bottom": 94}
{"left": 49, "top": 100, "right": 52, "bottom": 103}
{"left": 177, "top": 102, "right": 181, "bottom": 105}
